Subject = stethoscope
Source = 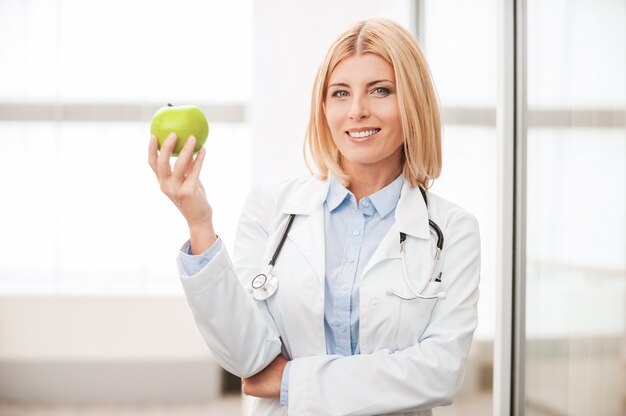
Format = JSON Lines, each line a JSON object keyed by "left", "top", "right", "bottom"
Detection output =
{"left": 251, "top": 187, "right": 447, "bottom": 301}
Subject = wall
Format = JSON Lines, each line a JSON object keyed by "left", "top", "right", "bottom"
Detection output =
{"left": 0, "top": 296, "right": 221, "bottom": 401}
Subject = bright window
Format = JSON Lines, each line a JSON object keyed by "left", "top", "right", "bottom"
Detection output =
{"left": 0, "top": 0, "right": 253, "bottom": 294}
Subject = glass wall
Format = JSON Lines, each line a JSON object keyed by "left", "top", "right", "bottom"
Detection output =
{"left": 524, "top": 1, "right": 626, "bottom": 415}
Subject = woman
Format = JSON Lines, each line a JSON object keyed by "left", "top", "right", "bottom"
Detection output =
{"left": 148, "top": 18, "right": 480, "bottom": 416}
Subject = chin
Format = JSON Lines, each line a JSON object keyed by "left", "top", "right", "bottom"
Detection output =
{"left": 342, "top": 155, "right": 386, "bottom": 167}
{"left": 339, "top": 146, "right": 403, "bottom": 171}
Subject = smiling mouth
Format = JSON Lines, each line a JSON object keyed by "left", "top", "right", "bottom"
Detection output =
{"left": 346, "top": 128, "right": 381, "bottom": 139}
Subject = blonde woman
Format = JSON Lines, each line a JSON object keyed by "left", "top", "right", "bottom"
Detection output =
{"left": 148, "top": 18, "right": 481, "bottom": 416}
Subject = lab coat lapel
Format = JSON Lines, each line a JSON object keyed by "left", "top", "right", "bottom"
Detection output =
{"left": 277, "top": 176, "right": 329, "bottom": 287}
{"left": 361, "top": 180, "right": 431, "bottom": 279}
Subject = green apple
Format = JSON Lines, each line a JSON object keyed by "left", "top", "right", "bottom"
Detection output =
{"left": 150, "top": 104, "right": 209, "bottom": 157}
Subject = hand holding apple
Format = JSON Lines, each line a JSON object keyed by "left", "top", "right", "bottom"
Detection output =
{"left": 148, "top": 124, "right": 217, "bottom": 255}
{"left": 150, "top": 104, "right": 209, "bottom": 157}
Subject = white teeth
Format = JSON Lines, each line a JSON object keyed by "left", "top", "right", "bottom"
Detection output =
{"left": 348, "top": 129, "right": 380, "bottom": 138}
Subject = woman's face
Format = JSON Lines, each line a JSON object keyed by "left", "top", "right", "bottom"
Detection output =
{"left": 324, "top": 53, "right": 404, "bottom": 176}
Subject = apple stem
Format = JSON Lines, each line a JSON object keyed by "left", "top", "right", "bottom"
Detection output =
{"left": 167, "top": 103, "right": 173, "bottom": 107}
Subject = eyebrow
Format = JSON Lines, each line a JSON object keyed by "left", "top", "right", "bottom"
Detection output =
{"left": 327, "top": 79, "right": 394, "bottom": 88}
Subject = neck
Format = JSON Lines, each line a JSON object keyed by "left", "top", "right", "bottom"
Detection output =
{"left": 344, "top": 166, "right": 401, "bottom": 203}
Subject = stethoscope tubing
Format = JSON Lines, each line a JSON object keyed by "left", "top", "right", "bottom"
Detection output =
{"left": 269, "top": 214, "right": 296, "bottom": 267}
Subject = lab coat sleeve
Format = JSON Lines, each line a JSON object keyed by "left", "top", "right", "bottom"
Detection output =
{"left": 177, "top": 185, "right": 282, "bottom": 378}
{"left": 178, "top": 236, "right": 223, "bottom": 276}
{"left": 287, "top": 211, "right": 481, "bottom": 416}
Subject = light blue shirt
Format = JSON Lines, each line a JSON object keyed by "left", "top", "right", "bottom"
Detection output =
{"left": 177, "top": 174, "right": 403, "bottom": 405}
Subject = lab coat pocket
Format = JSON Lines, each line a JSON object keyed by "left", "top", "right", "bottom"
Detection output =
{"left": 394, "top": 280, "right": 444, "bottom": 348}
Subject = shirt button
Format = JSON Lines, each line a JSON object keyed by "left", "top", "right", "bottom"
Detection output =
{"left": 370, "top": 298, "right": 380, "bottom": 308}
{"left": 353, "top": 228, "right": 360, "bottom": 236}
{"left": 341, "top": 284, "right": 348, "bottom": 291}
{"left": 363, "top": 200, "right": 370, "bottom": 207}
{"left": 347, "top": 258, "right": 355, "bottom": 263}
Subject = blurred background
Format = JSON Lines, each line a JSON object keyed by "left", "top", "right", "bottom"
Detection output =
{"left": 0, "top": 0, "right": 624, "bottom": 415}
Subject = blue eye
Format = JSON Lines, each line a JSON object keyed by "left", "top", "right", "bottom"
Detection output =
{"left": 373, "top": 87, "right": 391, "bottom": 95}
{"left": 331, "top": 90, "right": 349, "bottom": 98}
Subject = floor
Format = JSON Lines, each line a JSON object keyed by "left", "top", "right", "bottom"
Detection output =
{"left": 0, "top": 397, "right": 242, "bottom": 416}
{"left": 0, "top": 393, "right": 492, "bottom": 416}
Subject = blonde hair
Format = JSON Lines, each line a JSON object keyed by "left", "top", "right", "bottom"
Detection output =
{"left": 304, "top": 18, "right": 442, "bottom": 190}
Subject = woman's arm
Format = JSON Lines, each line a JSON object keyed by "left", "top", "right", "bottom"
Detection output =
{"left": 176, "top": 185, "right": 284, "bottom": 378}
{"left": 150, "top": 134, "right": 281, "bottom": 377}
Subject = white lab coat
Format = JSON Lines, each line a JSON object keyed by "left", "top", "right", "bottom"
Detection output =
{"left": 178, "top": 175, "right": 481, "bottom": 416}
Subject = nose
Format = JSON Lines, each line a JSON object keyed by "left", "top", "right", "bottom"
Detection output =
{"left": 348, "top": 94, "right": 370, "bottom": 120}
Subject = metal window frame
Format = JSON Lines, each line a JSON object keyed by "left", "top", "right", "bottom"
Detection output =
{"left": 496, "top": 0, "right": 527, "bottom": 415}
{"left": 512, "top": 1, "right": 527, "bottom": 415}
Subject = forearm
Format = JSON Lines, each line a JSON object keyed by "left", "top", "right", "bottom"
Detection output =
{"left": 189, "top": 220, "right": 217, "bottom": 255}
{"left": 287, "top": 340, "right": 469, "bottom": 415}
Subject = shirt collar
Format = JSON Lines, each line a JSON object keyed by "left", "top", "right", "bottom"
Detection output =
{"left": 325, "top": 173, "right": 404, "bottom": 218}
{"left": 368, "top": 173, "right": 404, "bottom": 218}
{"left": 326, "top": 175, "right": 351, "bottom": 212}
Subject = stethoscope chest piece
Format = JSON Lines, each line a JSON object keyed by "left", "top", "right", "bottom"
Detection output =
{"left": 250, "top": 214, "right": 296, "bottom": 301}
{"left": 251, "top": 272, "right": 278, "bottom": 300}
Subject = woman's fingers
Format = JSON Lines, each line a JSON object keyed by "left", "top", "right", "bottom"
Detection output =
{"left": 172, "top": 135, "right": 197, "bottom": 180}
{"left": 149, "top": 133, "right": 206, "bottom": 201}
{"left": 181, "top": 147, "right": 206, "bottom": 192}
{"left": 156, "top": 133, "right": 178, "bottom": 178}
{"left": 148, "top": 133, "right": 212, "bottom": 228}
{"left": 241, "top": 355, "right": 288, "bottom": 399}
